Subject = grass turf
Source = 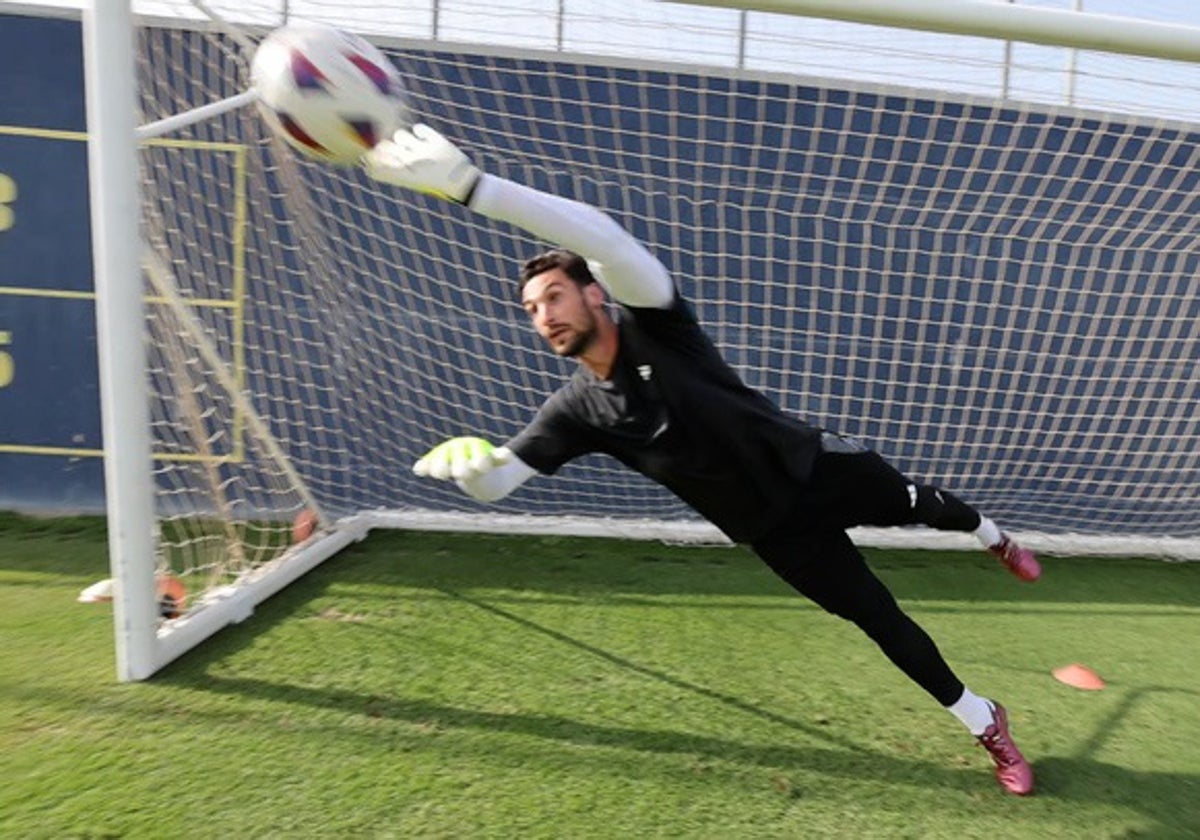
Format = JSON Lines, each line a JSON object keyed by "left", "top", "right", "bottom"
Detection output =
{"left": 2, "top": 512, "right": 1198, "bottom": 838}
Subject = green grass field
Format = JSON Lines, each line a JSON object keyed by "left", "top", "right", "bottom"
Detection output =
{"left": 2, "top": 512, "right": 1198, "bottom": 838}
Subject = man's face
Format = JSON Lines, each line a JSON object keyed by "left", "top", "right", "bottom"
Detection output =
{"left": 520, "top": 268, "right": 602, "bottom": 358}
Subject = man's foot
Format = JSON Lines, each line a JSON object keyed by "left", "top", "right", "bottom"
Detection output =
{"left": 990, "top": 535, "right": 1041, "bottom": 582}
{"left": 977, "top": 702, "right": 1034, "bottom": 796}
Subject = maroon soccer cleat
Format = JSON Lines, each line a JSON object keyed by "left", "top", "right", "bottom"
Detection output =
{"left": 977, "top": 702, "right": 1034, "bottom": 796}
{"left": 990, "top": 535, "right": 1041, "bottom": 582}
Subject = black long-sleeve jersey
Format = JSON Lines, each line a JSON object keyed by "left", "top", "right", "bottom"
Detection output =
{"left": 508, "top": 294, "right": 824, "bottom": 543}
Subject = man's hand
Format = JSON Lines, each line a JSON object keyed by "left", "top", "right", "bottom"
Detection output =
{"left": 362, "top": 124, "right": 481, "bottom": 204}
{"left": 413, "top": 436, "right": 512, "bottom": 481}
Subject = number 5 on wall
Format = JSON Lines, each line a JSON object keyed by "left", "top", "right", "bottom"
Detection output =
{"left": 0, "top": 331, "right": 12, "bottom": 387}
{"left": 0, "top": 172, "right": 14, "bottom": 231}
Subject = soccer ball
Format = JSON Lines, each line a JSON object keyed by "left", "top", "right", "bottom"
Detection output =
{"left": 251, "top": 23, "right": 410, "bottom": 165}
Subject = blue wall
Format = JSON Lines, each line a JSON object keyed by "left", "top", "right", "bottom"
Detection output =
{"left": 0, "top": 13, "right": 103, "bottom": 510}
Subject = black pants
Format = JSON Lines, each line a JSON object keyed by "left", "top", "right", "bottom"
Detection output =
{"left": 750, "top": 450, "right": 982, "bottom": 706}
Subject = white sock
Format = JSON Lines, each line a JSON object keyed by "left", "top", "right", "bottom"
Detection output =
{"left": 947, "top": 688, "right": 996, "bottom": 736}
{"left": 974, "top": 516, "right": 1003, "bottom": 550}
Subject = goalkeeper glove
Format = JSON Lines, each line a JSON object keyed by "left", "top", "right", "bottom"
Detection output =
{"left": 362, "top": 123, "right": 482, "bottom": 204}
{"left": 413, "top": 436, "right": 512, "bottom": 481}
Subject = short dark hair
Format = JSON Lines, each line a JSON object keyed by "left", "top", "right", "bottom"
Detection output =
{"left": 519, "top": 249, "right": 597, "bottom": 292}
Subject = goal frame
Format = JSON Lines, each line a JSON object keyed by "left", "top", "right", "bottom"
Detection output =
{"left": 674, "top": 0, "right": 1200, "bottom": 64}
{"left": 85, "top": 0, "right": 370, "bottom": 680}
{"left": 87, "top": 0, "right": 1200, "bottom": 681}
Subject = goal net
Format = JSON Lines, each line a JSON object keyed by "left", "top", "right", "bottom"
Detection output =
{"left": 94, "top": 0, "right": 1200, "bottom": 677}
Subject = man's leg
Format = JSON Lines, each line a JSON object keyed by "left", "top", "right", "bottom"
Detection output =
{"left": 808, "top": 447, "right": 1040, "bottom": 582}
{"left": 752, "top": 525, "right": 964, "bottom": 704}
{"left": 750, "top": 525, "right": 1034, "bottom": 795}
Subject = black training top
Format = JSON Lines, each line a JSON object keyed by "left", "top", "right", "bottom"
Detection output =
{"left": 508, "top": 294, "right": 823, "bottom": 543}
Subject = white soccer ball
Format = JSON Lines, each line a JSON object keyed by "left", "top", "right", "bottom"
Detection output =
{"left": 251, "top": 23, "right": 411, "bottom": 166}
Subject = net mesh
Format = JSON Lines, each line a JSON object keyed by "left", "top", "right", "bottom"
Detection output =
{"left": 129, "top": 0, "right": 1200, "bottom": 619}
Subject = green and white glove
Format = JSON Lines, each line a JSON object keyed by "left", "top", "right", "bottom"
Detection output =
{"left": 413, "top": 436, "right": 512, "bottom": 481}
{"left": 362, "top": 123, "right": 481, "bottom": 204}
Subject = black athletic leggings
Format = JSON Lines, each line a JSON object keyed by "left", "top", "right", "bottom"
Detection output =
{"left": 749, "top": 450, "right": 981, "bottom": 706}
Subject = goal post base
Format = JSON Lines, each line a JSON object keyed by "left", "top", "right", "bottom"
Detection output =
{"left": 366, "top": 510, "right": 1200, "bottom": 561}
{"left": 123, "top": 516, "right": 372, "bottom": 681}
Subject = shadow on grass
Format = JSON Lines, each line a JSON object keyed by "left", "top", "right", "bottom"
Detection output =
{"left": 1033, "top": 757, "right": 1200, "bottom": 836}
{"left": 1067, "top": 684, "right": 1200, "bottom": 762}
{"left": 159, "top": 571, "right": 981, "bottom": 794}
{"left": 441, "top": 587, "right": 867, "bottom": 754}
{"left": 191, "top": 670, "right": 988, "bottom": 797}
{"left": 1035, "top": 682, "right": 1200, "bottom": 835}
{"left": 178, "top": 668, "right": 1200, "bottom": 834}
{"left": 159, "top": 580, "right": 864, "bottom": 754}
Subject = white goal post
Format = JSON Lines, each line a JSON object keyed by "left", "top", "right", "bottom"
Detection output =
{"left": 84, "top": 0, "right": 1200, "bottom": 680}
{"left": 671, "top": 0, "right": 1200, "bottom": 63}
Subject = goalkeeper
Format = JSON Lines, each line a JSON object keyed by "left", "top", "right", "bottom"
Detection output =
{"left": 365, "top": 124, "right": 1039, "bottom": 796}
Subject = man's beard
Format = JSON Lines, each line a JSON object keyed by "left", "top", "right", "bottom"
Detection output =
{"left": 554, "top": 312, "right": 598, "bottom": 357}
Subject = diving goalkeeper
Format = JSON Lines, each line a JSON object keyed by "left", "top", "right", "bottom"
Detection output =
{"left": 364, "top": 124, "right": 1039, "bottom": 796}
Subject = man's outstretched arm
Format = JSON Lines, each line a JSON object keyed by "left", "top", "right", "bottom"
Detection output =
{"left": 364, "top": 123, "right": 674, "bottom": 308}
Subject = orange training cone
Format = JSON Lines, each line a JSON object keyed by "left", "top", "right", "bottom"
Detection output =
{"left": 292, "top": 508, "right": 319, "bottom": 543}
{"left": 1052, "top": 663, "right": 1105, "bottom": 691}
{"left": 156, "top": 573, "right": 188, "bottom": 619}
